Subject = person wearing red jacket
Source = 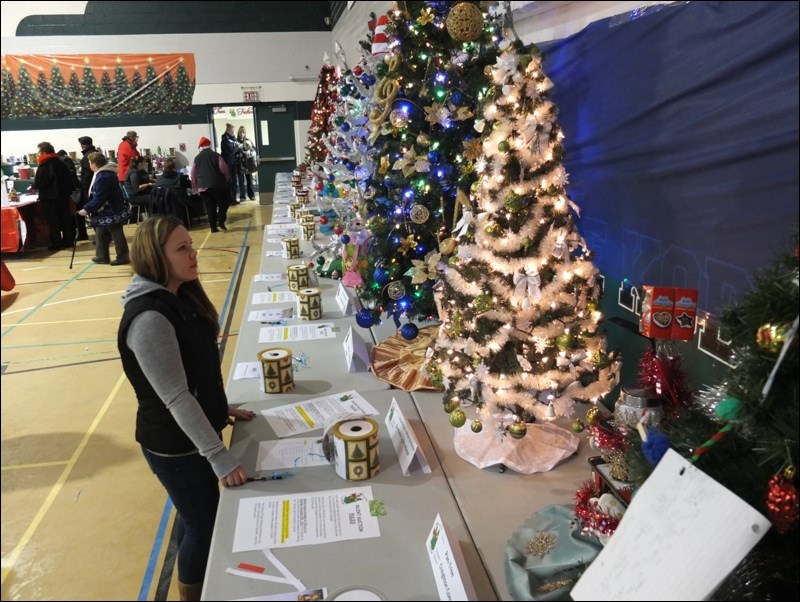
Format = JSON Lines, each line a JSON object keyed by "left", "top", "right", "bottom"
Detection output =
{"left": 117, "top": 130, "right": 140, "bottom": 183}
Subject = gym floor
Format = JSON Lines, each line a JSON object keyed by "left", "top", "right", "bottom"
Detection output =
{"left": 1, "top": 198, "right": 271, "bottom": 600}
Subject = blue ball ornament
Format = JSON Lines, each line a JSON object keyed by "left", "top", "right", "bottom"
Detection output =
{"left": 400, "top": 323, "right": 419, "bottom": 340}
{"left": 450, "top": 90, "right": 464, "bottom": 105}
{"left": 340, "top": 234, "right": 351, "bottom": 245}
{"left": 427, "top": 150, "right": 441, "bottom": 164}
{"left": 356, "top": 308, "right": 375, "bottom": 329}
{"left": 341, "top": 122, "right": 351, "bottom": 132}
{"left": 373, "top": 268, "right": 389, "bottom": 285}
{"left": 327, "top": 173, "right": 336, "bottom": 182}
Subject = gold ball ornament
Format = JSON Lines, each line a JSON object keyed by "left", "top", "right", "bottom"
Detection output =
{"left": 439, "top": 237, "right": 457, "bottom": 255}
{"left": 755, "top": 323, "right": 785, "bottom": 352}
{"left": 586, "top": 405, "right": 602, "bottom": 425}
{"left": 446, "top": 2, "right": 484, "bottom": 42}
{"left": 389, "top": 108, "right": 410, "bottom": 129}
{"left": 386, "top": 280, "right": 406, "bottom": 300}
{"left": 409, "top": 204, "right": 430, "bottom": 224}
{"left": 449, "top": 408, "right": 467, "bottom": 428}
{"left": 504, "top": 191, "right": 523, "bottom": 213}
{"left": 444, "top": 398, "right": 459, "bottom": 413}
{"left": 507, "top": 419, "right": 527, "bottom": 439}
{"left": 571, "top": 418, "right": 585, "bottom": 433}
{"left": 470, "top": 420, "right": 483, "bottom": 433}
{"left": 416, "top": 133, "right": 430, "bottom": 147}
{"left": 448, "top": 255, "right": 458, "bottom": 267}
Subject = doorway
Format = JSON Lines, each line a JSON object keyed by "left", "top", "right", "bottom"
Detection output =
{"left": 209, "top": 103, "right": 299, "bottom": 200}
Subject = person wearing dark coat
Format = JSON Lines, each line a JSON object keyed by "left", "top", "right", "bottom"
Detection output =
{"left": 191, "top": 137, "right": 230, "bottom": 232}
{"left": 78, "top": 152, "right": 131, "bottom": 265}
{"left": 33, "top": 141, "right": 76, "bottom": 250}
{"left": 219, "top": 123, "right": 240, "bottom": 205}
{"left": 57, "top": 149, "right": 87, "bottom": 241}
{"left": 77, "top": 136, "right": 97, "bottom": 241}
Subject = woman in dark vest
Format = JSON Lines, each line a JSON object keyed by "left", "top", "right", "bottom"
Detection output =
{"left": 117, "top": 215, "right": 255, "bottom": 601}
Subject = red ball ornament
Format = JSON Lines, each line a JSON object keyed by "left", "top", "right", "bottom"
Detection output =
{"left": 765, "top": 474, "right": 799, "bottom": 534}
{"left": 319, "top": 215, "right": 329, "bottom": 225}
{"left": 353, "top": 66, "right": 363, "bottom": 76}
{"left": 333, "top": 225, "right": 344, "bottom": 236}
{"left": 315, "top": 182, "right": 324, "bottom": 191}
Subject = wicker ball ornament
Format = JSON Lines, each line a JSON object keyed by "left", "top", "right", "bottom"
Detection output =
{"left": 446, "top": 3, "right": 484, "bottom": 42}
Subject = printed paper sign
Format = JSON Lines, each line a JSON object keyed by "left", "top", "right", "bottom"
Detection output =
{"left": 260, "top": 390, "right": 379, "bottom": 437}
{"left": 252, "top": 291, "right": 297, "bottom": 305}
{"left": 385, "top": 397, "right": 431, "bottom": 476}
{"left": 426, "top": 514, "right": 475, "bottom": 601}
{"left": 336, "top": 281, "right": 353, "bottom": 316}
{"left": 258, "top": 323, "right": 335, "bottom": 343}
{"left": 342, "top": 327, "right": 370, "bottom": 373}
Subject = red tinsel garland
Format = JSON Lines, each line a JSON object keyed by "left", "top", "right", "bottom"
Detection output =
{"left": 637, "top": 348, "right": 692, "bottom": 415}
{"left": 574, "top": 481, "right": 620, "bottom": 539}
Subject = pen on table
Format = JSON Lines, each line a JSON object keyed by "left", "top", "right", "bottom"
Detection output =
{"left": 247, "top": 471, "right": 294, "bottom": 482}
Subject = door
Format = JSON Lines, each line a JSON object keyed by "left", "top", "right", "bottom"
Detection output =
{"left": 254, "top": 103, "right": 297, "bottom": 196}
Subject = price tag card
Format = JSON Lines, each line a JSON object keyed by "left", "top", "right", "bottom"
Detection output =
{"left": 385, "top": 397, "right": 431, "bottom": 475}
{"left": 335, "top": 281, "right": 353, "bottom": 316}
{"left": 426, "top": 514, "right": 475, "bottom": 601}
{"left": 342, "top": 326, "right": 370, "bottom": 373}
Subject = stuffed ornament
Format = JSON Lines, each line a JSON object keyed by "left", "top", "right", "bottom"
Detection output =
{"left": 341, "top": 242, "right": 364, "bottom": 287}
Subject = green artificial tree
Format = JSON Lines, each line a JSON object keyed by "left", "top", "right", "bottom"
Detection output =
{"left": 355, "top": 1, "right": 501, "bottom": 336}
{"left": 625, "top": 234, "right": 799, "bottom": 599}
{"left": 426, "top": 36, "right": 619, "bottom": 438}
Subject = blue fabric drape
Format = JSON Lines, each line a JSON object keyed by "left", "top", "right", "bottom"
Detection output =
{"left": 541, "top": 1, "right": 799, "bottom": 313}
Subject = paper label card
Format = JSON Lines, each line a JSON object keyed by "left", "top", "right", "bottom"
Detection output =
{"left": 233, "top": 362, "right": 261, "bottom": 380}
{"left": 258, "top": 323, "right": 336, "bottom": 343}
{"left": 336, "top": 281, "right": 353, "bottom": 316}
{"left": 571, "top": 449, "right": 771, "bottom": 601}
{"left": 260, "top": 390, "right": 379, "bottom": 437}
{"left": 342, "top": 327, "right": 371, "bottom": 373}
{"left": 254, "top": 273, "right": 285, "bottom": 283}
{"left": 253, "top": 291, "right": 297, "bottom": 305}
{"left": 385, "top": 397, "right": 431, "bottom": 475}
{"left": 426, "top": 514, "right": 476, "bottom": 601}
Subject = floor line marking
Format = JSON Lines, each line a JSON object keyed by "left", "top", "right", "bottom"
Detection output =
{"left": 1, "top": 460, "right": 70, "bottom": 471}
{"left": 0, "top": 372, "right": 126, "bottom": 586}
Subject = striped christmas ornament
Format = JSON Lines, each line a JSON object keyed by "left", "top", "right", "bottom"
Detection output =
{"left": 372, "top": 15, "right": 389, "bottom": 56}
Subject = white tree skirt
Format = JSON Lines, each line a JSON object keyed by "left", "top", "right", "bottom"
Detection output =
{"left": 454, "top": 421, "right": 579, "bottom": 474}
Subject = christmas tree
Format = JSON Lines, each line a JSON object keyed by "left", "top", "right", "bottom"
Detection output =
{"left": 426, "top": 37, "right": 619, "bottom": 438}
{"left": 304, "top": 65, "right": 339, "bottom": 165}
{"left": 353, "top": 1, "right": 501, "bottom": 336}
{"left": 624, "top": 234, "right": 799, "bottom": 598}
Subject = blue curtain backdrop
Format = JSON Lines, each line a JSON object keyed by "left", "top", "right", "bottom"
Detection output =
{"left": 541, "top": 0, "right": 799, "bottom": 317}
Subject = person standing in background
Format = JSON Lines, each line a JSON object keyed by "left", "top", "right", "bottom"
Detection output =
{"left": 56, "top": 149, "right": 86, "bottom": 242}
{"left": 117, "top": 130, "right": 140, "bottom": 184}
{"left": 118, "top": 214, "right": 255, "bottom": 601}
{"left": 33, "top": 142, "right": 77, "bottom": 251}
{"left": 77, "top": 136, "right": 98, "bottom": 240}
{"left": 78, "top": 152, "right": 130, "bottom": 265}
{"left": 235, "top": 126, "right": 257, "bottom": 202}
{"left": 219, "top": 123, "right": 240, "bottom": 205}
{"left": 191, "top": 137, "right": 230, "bottom": 233}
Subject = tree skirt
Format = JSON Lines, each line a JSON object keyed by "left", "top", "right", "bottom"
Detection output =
{"left": 370, "top": 325, "right": 442, "bottom": 391}
{"left": 454, "top": 421, "right": 579, "bottom": 473}
{"left": 505, "top": 504, "right": 601, "bottom": 600}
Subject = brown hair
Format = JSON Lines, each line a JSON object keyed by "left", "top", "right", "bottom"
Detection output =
{"left": 37, "top": 142, "right": 55, "bottom": 155}
{"left": 87, "top": 152, "right": 107, "bottom": 167}
{"left": 130, "top": 215, "right": 219, "bottom": 333}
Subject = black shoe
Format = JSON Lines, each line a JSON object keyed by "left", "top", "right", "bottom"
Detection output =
{"left": 219, "top": 223, "right": 227, "bottom": 231}
{"left": 248, "top": 196, "right": 255, "bottom": 201}
{"left": 110, "top": 257, "right": 130, "bottom": 266}
{"left": 91, "top": 256, "right": 110, "bottom": 264}
{"left": 210, "top": 228, "right": 219, "bottom": 233}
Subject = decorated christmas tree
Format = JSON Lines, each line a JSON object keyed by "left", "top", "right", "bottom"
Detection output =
{"left": 426, "top": 37, "right": 619, "bottom": 439}
{"left": 304, "top": 64, "right": 339, "bottom": 165}
{"left": 622, "top": 235, "right": 799, "bottom": 598}
{"left": 354, "top": 1, "right": 501, "bottom": 336}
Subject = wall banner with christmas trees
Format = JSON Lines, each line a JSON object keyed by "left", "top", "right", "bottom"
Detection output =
{"left": 1, "top": 54, "right": 196, "bottom": 119}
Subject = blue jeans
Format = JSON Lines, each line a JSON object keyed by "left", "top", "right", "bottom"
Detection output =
{"left": 142, "top": 447, "right": 220, "bottom": 584}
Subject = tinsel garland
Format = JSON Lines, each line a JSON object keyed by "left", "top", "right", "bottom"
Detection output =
{"left": 637, "top": 347, "right": 692, "bottom": 415}
{"left": 573, "top": 482, "right": 620, "bottom": 540}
